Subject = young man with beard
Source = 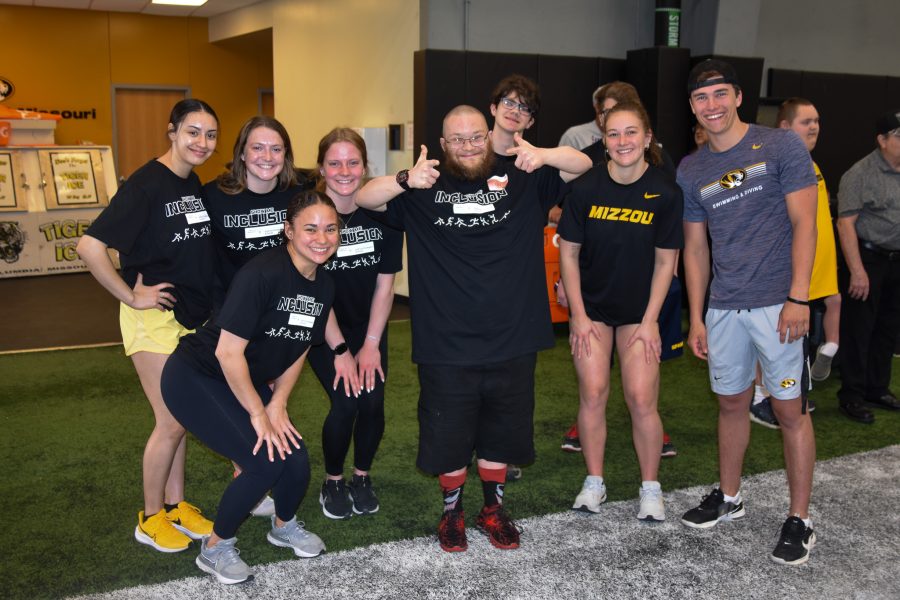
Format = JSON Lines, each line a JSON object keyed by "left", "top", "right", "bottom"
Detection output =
{"left": 357, "top": 105, "right": 590, "bottom": 552}
{"left": 678, "top": 60, "right": 818, "bottom": 565}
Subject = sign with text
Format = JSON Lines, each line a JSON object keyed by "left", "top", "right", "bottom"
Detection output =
{"left": 0, "top": 151, "right": 28, "bottom": 211}
{"left": 39, "top": 150, "right": 108, "bottom": 209}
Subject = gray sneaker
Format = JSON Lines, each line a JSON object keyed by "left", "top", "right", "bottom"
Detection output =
{"left": 267, "top": 516, "right": 325, "bottom": 558}
{"left": 810, "top": 346, "right": 833, "bottom": 381}
{"left": 195, "top": 537, "right": 251, "bottom": 585}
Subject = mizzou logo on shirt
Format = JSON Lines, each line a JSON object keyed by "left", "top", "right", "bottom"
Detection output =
{"left": 588, "top": 205, "right": 655, "bottom": 225}
{"left": 719, "top": 169, "right": 746, "bottom": 189}
{"left": 699, "top": 162, "right": 768, "bottom": 201}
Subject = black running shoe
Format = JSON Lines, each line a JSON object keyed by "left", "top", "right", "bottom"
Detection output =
{"left": 349, "top": 474, "right": 379, "bottom": 515}
{"left": 476, "top": 505, "right": 522, "bottom": 549}
{"left": 506, "top": 465, "right": 523, "bottom": 482}
{"left": 437, "top": 509, "right": 467, "bottom": 552}
{"left": 680, "top": 488, "right": 745, "bottom": 529}
{"left": 319, "top": 479, "right": 352, "bottom": 520}
{"left": 771, "top": 516, "right": 816, "bottom": 565}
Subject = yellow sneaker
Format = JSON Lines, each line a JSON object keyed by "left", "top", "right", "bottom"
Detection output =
{"left": 135, "top": 510, "right": 190, "bottom": 553}
{"left": 167, "top": 501, "right": 214, "bottom": 540}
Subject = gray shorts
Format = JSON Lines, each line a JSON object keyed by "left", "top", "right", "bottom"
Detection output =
{"left": 706, "top": 304, "right": 805, "bottom": 400}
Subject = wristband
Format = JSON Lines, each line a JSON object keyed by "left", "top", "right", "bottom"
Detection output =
{"left": 785, "top": 296, "right": 809, "bottom": 306}
{"left": 366, "top": 334, "right": 379, "bottom": 343}
{"left": 333, "top": 342, "right": 349, "bottom": 356}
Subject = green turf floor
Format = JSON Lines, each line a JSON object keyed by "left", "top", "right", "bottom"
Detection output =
{"left": 1, "top": 321, "right": 898, "bottom": 599}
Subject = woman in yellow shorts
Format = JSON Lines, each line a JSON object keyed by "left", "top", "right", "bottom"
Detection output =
{"left": 77, "top": 99, "right": 219, "bottom": 552}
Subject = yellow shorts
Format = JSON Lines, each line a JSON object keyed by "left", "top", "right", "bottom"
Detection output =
{"left": 119, "top": 303, "right": 194, "bottom": 356}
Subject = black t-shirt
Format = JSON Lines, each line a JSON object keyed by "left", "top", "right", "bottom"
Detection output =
{"left": 323, "top": 208, "right": 404, "bottom": 329}
{"left": 558, "top": 164, "right": 684, "bottom": 326}
{"left": 173, "top": 246, "right": 334, "bottom": 385}
{"left": 204, "top": 182, "right": 303, "bottom": 308}
{"left": 378, "top": 158, "right": 560, "bottom": 365}
{"left": 86, "top": 159, "right": 215, "bottom": 329}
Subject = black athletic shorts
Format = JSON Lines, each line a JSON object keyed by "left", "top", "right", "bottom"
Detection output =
{"left": 416, "top": 353, "right": 537, "bottom": 475}
{"left": 659, "top": 277, "right": 685, "bottom": 362}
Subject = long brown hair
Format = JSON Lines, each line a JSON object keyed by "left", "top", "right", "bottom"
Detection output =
{"left": 217, "top": 116, "right": 297, "bottom": 195}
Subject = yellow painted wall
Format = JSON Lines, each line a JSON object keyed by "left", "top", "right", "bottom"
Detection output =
{"left": 271, "top": 0, "right": 418, "bottom": 165}
{"left": 1, "top": 6, "right": 273, "bottom": 183}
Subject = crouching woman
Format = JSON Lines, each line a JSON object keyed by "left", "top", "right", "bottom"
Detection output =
{"left": 161, "top": 190, "right": 343, "bottom": 584}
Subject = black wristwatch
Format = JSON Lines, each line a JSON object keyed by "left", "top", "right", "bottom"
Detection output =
{"left": 333, "top": 342, "right": 349, "bottom": 356}
{"left": 396, "top": 169, "right": 411, "bottom": 191}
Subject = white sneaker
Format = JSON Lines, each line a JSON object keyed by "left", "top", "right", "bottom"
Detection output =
{"left": 572, "top": 477, "right": 607, "bottom": 513}
{"left": 637, "top": 483, "right": 665, "bottom": 521}
{"left": 250, "top": 495, "right": 276, "bottom": 517}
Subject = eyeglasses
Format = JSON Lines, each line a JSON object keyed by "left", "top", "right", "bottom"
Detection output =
{"left": 444, "top": 134, "right": 487, "bottom": 148}
{"left": 499, "top": 97, "right": 533, "bottom": 115}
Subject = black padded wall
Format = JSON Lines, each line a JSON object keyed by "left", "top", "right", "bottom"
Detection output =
{"left": 413, "top": 49, "right": 625, "bottom": 159}
{"left": 626, "top": 47, "right": 691, "bottom": 164}
{"left": 768, "top": 68, "right": 900, "bottom": 193}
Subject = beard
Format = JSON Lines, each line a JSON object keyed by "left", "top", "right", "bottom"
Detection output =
{"left": 443, "top": 140, "right": 496, "bottom": 182}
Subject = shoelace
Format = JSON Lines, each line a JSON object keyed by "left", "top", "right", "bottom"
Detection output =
{"left": 699, "top": 491, "right": 723, "bottom": 508}
{"left": 440, "top": 512, "right": 465, "bottom": 543}
{"left": 212, "top": 541, "right": 241, "bottom": 566}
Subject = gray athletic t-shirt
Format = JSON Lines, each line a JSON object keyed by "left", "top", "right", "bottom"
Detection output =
{"left": 678, "top": 125, "right": 816, "bottom": 309}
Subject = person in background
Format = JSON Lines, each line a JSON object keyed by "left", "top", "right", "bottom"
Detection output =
{"left": 558, "top": 85, "right": 605, "bottom": 151}
{"left": 560, "top": 102, "right": 682, "bottom": 520}
{"left": 309, "top": 128, "right": 404, "bottom": 519}
{"left": 162, "top": 190, "right": 340, "bottom": 584}
{"left": 750, "top": 98, "right": 840, "bottom": 427}
{"left": 77, "top": 99, "right": 219, "bottom": 552}
{"left": 834, "top": 109, "right": 900, "bottom": 424}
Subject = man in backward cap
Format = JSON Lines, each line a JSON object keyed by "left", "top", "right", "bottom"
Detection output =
{"left": 834, "top": 110, "right": 900, "bottom": 424}
{"left": 677, "top": 59, "right": 819, "bottom": 565}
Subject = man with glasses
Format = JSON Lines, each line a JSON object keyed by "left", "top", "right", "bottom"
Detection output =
{"left": 357, "top": 104, "right": 589, "bottom": 553}
{"left": 834, "top": 109, "right": 900, "bottom": 424}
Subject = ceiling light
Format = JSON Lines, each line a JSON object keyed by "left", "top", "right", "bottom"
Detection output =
{"left": 151, "top": 0, "right": 208, "bottom": 7}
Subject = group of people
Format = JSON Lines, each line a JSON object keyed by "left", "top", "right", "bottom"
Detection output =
{"left": 78, "top": 102, "right": 400, "bottom": 584}
{"left": 78, "top": 57, "right": 899, "bottom": 584}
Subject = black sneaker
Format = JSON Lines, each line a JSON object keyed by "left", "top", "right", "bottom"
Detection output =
{"left": 319, "top": 479, "right": 352, "bottom": 520}
{"left": 506, "top": 465, "right": 523, "bottom": 482}
{"left": 437, "top": 508, "right": 467, "bottom": 552}
{"left": 349, "top": 474, "right": 379, "bottom": 515}
{"left": 771, "top": 516, "right": 816, "bottom": 565}
{"left": 680, "top": 488, "right": 745, "bottom": 529}
{"left": 750, "top": 397, "right": 780, "bottom": 429}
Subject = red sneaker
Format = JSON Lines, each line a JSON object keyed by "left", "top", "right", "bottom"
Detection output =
{"left": 476, "top": 505, "right": 521, "bottom": 549}
{"left": 437, "top": 509, "right": 467, "bottom": 552}
{"left": 561, "top": 422, "right": 581, "bottom": 452}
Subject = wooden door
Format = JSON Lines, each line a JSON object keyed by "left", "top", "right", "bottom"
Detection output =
{"left": 113, "top": 88, "right": 186, "bottom": 181}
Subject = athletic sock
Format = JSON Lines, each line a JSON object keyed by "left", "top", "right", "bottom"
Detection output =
{"left": 164, "top": 502, "right": 179, "bottom": 512}
{"left": 753, "top": 385, "right": 768, "bottom": 405}
{"left": 723, "top": 491, "right": 741, "bottom": 505}
{"left": 819, "top": 342, "right": 838, "bottom": 357}
{"left": 641, "top": 480, "right": 661, "bottom": 491}
{"left": 478, "top": 465, "right": 507, "bottom": 508}
{"left": 439, "top": 471, "right": 467, "bottom": 512}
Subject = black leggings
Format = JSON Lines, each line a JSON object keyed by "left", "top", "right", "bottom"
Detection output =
{"left": 307, "top": 324, "right": 387, "bottom": 476}
{"left": 161, "top": 353, "right": 311, "bottom": 540}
